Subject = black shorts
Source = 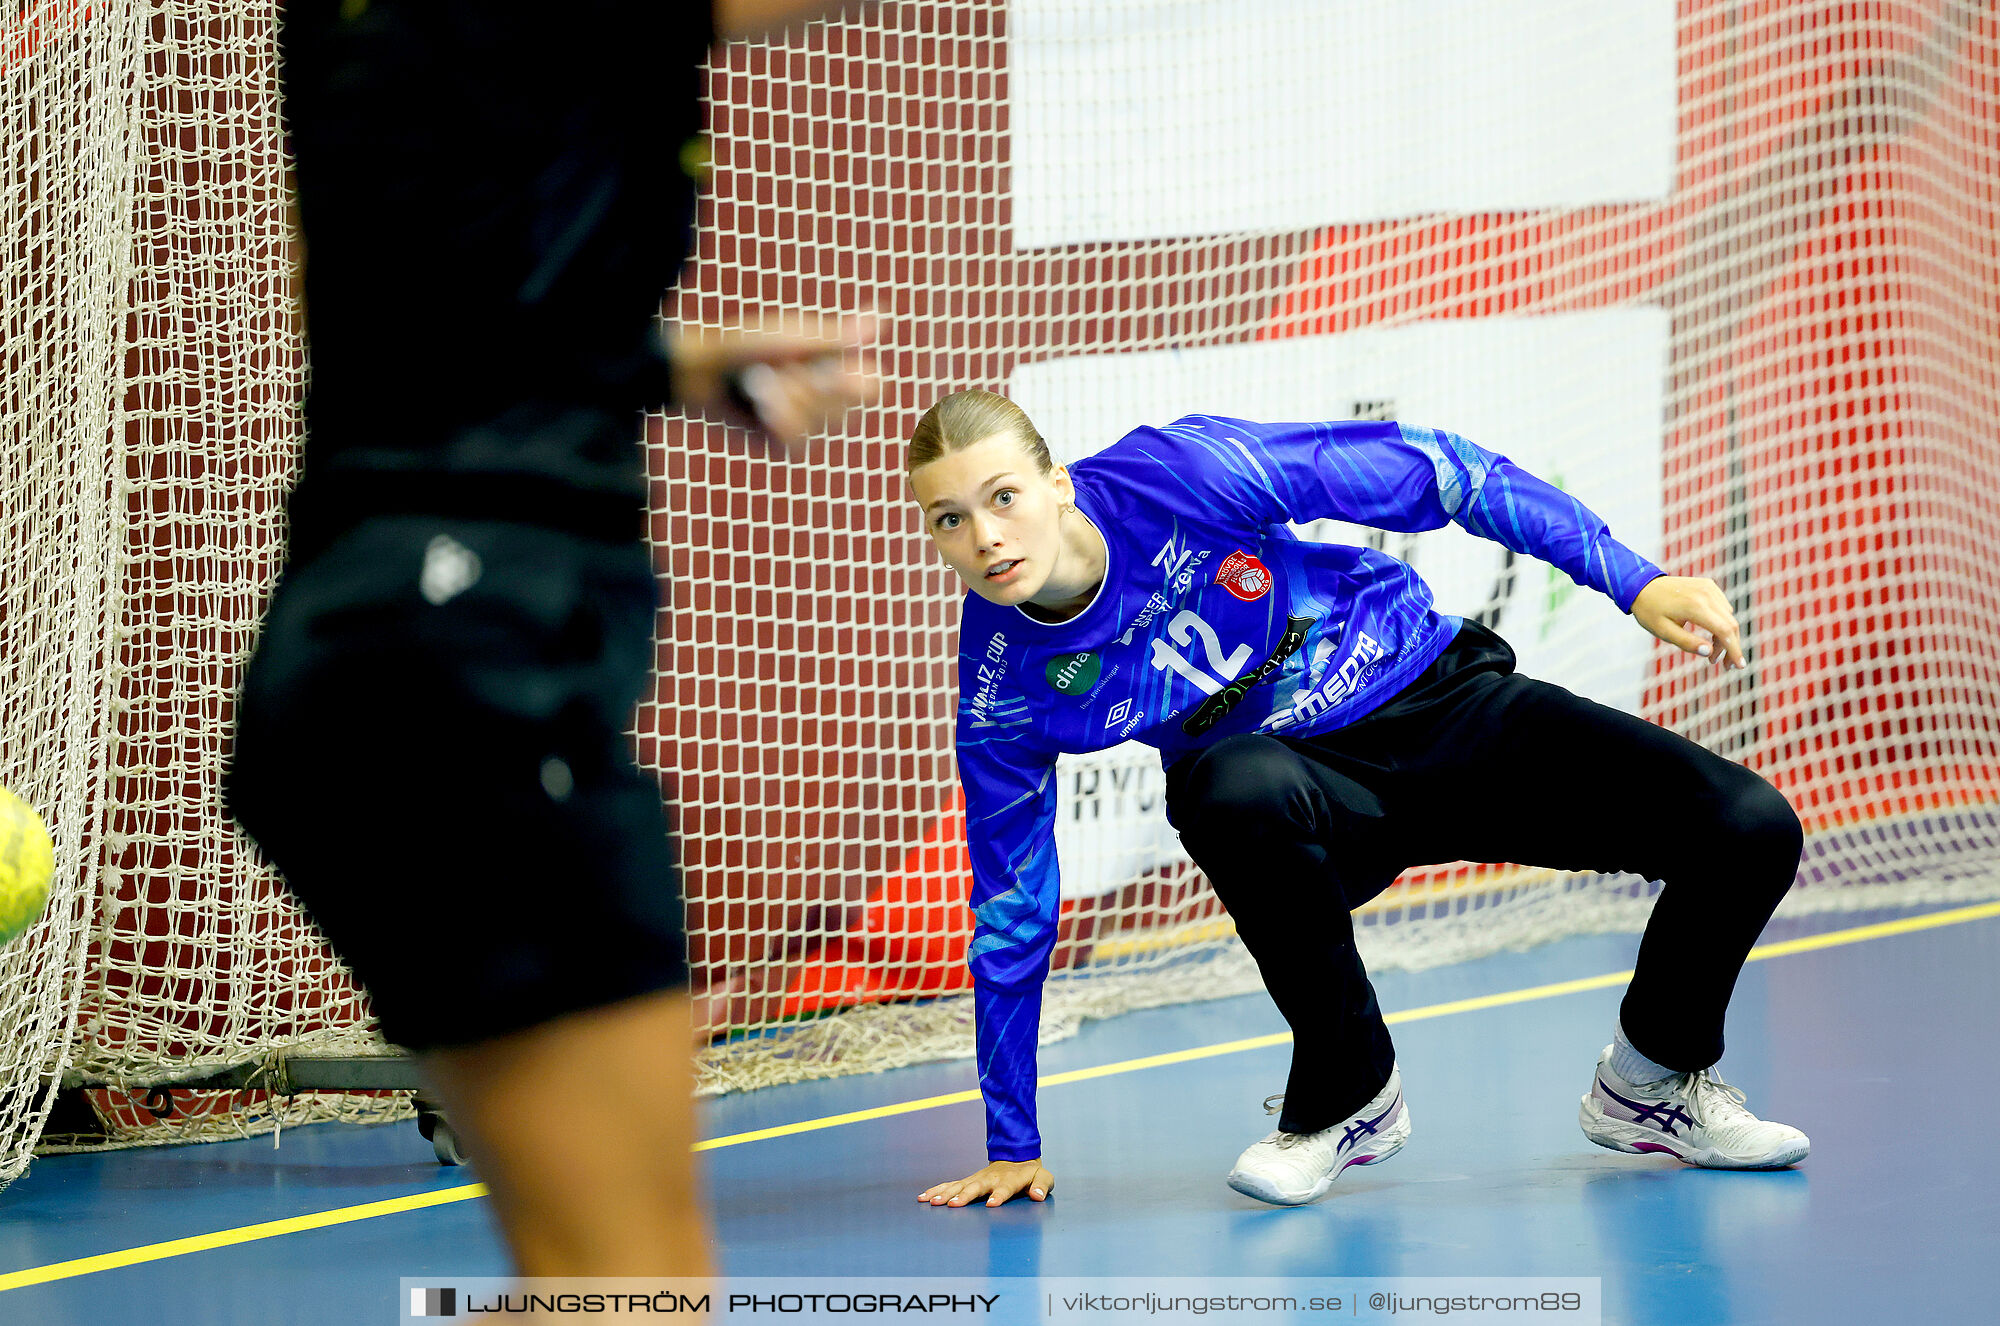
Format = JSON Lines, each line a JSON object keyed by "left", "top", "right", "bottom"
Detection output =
{"left": 226, "top": 518, "right": 687, "bottom": 1051}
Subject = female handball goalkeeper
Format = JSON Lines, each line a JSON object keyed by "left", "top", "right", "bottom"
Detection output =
{"left": 908, "top": 389, "right": 1809, "bottom": 1211}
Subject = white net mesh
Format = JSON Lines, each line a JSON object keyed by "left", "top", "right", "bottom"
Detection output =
{"left": 1, "top": 0, "right": 144, "bottom": 1190}
{"left": 4, "top": 2, "right": 401, "bottom": 1185}
{"left": 70, "top": 0, "right": 406, "bottom": 1149}
{"left": 4, "top": 0, "right": 1999, "bottom": 1185}
{"left": 665, "top": 0, "right": 2000, "bottom": 1088}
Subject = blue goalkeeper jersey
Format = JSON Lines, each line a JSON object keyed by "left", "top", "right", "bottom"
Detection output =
{"left": 955, "top": 416, "right": 1664, "bottom": 1162}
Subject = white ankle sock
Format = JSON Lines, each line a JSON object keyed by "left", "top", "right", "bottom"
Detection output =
{"left": 1609, "top": 1020, "right": 1677, "bottom": 1084}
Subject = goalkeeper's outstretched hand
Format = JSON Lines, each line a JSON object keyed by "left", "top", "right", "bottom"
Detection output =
{"left": 919, "top": 1158, "right": 1055, "bottom": 1209}
{"left": 1631, "top": 575, "right": 1746, "bottom": 669}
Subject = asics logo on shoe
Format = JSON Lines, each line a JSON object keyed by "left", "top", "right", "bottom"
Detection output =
{"left": 1597, "top": 1078, "right": 1696, "bottom": 1137}
{"left": 1337, "top": 1093, "right": 1401, "bottom": 1155}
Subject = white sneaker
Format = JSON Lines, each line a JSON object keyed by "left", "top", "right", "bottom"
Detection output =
{"left": 1580, "top": 1045, "right": 1809, "bottom": 1169}
{"left": 1227, "top": 1064, "right": 1410, "bottom": 1206}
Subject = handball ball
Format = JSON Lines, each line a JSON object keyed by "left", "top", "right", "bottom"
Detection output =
{"left": 0, "top": 784, "right": 55, "bottom": 948}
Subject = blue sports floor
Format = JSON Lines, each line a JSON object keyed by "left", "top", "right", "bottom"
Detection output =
{"left": 2, "top": 901, "right": 1996, "bottom": 1325}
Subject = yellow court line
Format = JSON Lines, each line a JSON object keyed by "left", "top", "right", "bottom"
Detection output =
{"left": 691, "top": 1091, "right": 981, "bottom": 1150}
{"left": 700, "top": 898, "right": 2000, "bottom": 1151}
{"left": 6, "top": 897, "right": 1998, "bottom": 1294}
{"left": 1740, "top": 899, "right": 2000, "bottom": 957}
{"left": 690, "top": 1033, "right": 1304, "bottom": 1150}
{"left": 0, "top": 1184, "right": 489, "bottom": 1293}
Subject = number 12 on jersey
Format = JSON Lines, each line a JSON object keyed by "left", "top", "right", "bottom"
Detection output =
{"left": 1148, "top": 610, "right": 1252, "bottom": 696}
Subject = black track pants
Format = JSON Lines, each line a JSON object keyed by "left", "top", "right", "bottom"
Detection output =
{"left": 1164, "top": 619, "right": 1802, "bottom": 1135}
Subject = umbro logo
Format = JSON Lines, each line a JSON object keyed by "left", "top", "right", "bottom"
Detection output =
{"left": 1104, "top": 699, "right": 1133, "bottom": 728}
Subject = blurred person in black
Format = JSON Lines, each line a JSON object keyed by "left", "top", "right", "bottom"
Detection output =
{"left": 228, "top": 0, "right": 876, "bottom": 1277}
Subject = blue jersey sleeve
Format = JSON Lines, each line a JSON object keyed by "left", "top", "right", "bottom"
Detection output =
{"left": 956, "top": 709, "right": 1062, "bottom": 1163}
{"left": 1152, "top": 417, "right": 1665, "bottom": 613}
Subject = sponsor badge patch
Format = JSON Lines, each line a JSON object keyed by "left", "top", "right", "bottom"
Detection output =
{"left": 1044, "top": 650, "right": 1103, "bottom": 695}
{"left": 1215, "top": 550, "right": 1273, "bottom": 602}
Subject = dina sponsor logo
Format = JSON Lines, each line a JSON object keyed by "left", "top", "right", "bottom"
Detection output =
{"left": 1044, "top": 650, "right": 1102, "bottom": 695}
